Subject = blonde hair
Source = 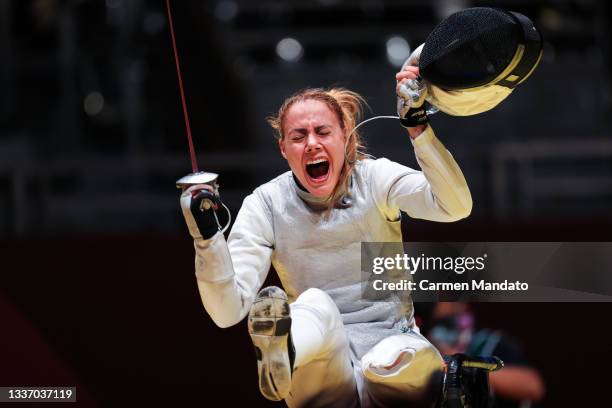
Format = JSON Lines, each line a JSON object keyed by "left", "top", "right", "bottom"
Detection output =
{"left": 267, "top": 87, "right": 368, "bottom": 211}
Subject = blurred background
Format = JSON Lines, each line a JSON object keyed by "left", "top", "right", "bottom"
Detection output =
{"left": 1, "top": 0, "right": 611, "bottom": 406}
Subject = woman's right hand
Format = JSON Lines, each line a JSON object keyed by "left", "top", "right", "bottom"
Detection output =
{"left": 180, "top": 184, "right": 223, "bottom": 240}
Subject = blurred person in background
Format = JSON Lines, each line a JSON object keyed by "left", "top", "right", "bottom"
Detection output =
{"left": 427, "top": 302, "right": 545, "bottom": 407}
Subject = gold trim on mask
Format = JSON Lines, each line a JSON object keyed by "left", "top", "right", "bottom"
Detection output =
{"left": 491, "top": 43, "right": 526, "bottom": 84}
{"left": 455, "top": 44, "right": 525, "bottom": 92}
{"left": 517, "top": 48, "right": 543, "bottom": 85}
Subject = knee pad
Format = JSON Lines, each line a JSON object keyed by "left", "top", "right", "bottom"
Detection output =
{"left": 361, "top": 332, "right": 443, "bottom": 391}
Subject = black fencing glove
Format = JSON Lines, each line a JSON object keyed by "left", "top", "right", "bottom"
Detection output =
{"left": 397, "top": 43, "right": 429, "bottom": 128}
{"left": 180, "top": 186, "right": 223, "bottom": 240}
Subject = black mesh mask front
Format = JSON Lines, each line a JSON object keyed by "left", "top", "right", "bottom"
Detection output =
{"left": 419, "top": 8, "right": 522, "bottom": 90}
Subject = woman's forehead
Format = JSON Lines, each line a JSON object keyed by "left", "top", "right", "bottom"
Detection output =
{"left": 284, "top": 99, "right": 339, "bottom": 126}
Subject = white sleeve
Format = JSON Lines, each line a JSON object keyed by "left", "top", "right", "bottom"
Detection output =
{"left": 370, "top": 126, "right": 472, "bottom": 222}
{"left": 192, "top": 191, "right": 274, "bottom": 328}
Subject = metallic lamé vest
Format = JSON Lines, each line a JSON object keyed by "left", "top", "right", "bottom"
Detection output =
{"left": 264, "top": 163, "right": 411, "bottom": 359}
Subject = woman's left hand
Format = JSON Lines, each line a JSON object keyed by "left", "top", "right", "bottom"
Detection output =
{"left": 395, "top": 65, "right": 420, "bottom": 95}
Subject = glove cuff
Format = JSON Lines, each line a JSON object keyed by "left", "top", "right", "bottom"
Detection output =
{"left": 399, "top": 107, "right": 429, "bottom": 128}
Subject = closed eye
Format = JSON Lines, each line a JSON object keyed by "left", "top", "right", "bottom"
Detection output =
{"left": 316, "top": 126, "right": 331, "bottom": 136}
{"left": 289, "top": 129, "right": 307, "bottom": 141}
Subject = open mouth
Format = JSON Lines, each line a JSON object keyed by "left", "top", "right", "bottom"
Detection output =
{"left": 305, "top": 159, "right": 330, "bottom": 182}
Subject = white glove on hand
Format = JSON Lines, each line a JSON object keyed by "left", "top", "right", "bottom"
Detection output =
{"left": 396, "top": 44, "right": 429, "bottom": 128}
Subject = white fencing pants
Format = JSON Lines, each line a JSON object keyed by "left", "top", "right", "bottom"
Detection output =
{"left": 286, "top": 288, "right": 443, "bottom": 408}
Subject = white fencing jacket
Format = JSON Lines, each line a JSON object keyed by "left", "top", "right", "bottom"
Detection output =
{"left": 191, "top": 126, "right": 472, "bottom": 358}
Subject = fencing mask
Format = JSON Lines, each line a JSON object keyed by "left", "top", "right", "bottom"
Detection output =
{"left": 417, "top": 7, "right": 543, "bottom": 116}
